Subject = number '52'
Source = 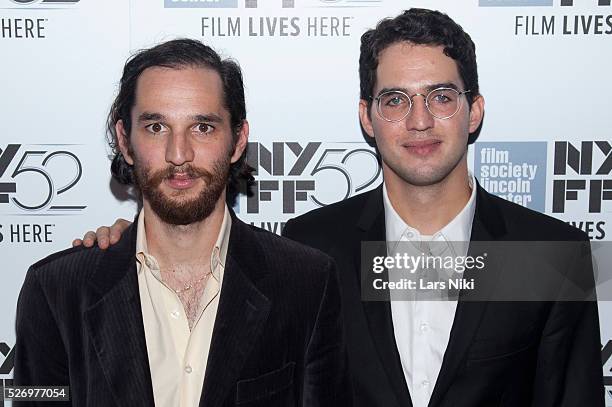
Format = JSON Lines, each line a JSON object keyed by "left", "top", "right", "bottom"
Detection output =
{"left": 11, "top": 150, "right": 82, "bottom": 210}
{"left": 310, "top": 148, "right": 381, "bottom": 207}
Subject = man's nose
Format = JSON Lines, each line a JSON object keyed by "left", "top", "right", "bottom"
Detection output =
{"left": 165, "top": 132, "right": 194, "bottom": 166}
{"left": 405, "top": 95, "right": 435, "bottom": 131}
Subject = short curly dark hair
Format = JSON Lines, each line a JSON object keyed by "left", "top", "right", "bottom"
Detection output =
{"left": 107, "top": 38, "right": 253, "bottom": 205}
{"left": 360, "top": 8, "right": 479, "bottom": 112}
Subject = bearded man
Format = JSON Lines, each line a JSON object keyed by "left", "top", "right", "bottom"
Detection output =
{"left": 13, "top": 39, "right": 350, "bottom": 407}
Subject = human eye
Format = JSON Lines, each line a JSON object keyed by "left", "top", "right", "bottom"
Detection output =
{"left": 193, "top": 123, "right": 215, "bottom": 135}
{"left": 144, "top": 122, "right": 168, "bottom": 134}
{"left": 429, "top": 89, "right": 457, "bottom": 104}
{"left": 382, "top": 93, "right": 407, "bottom": 107}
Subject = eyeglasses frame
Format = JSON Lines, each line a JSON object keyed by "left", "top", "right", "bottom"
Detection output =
{"left": 372, "top": 87, "right": 472, "bottom": 122}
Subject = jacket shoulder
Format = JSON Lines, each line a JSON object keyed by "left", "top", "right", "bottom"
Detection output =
{"left": 28, "top": 245, "right": 106, "bottom": 286}
{"left": 283, "top": 189, "right": 376, "bottom": 245}
{"left": 485, "top": 191, "right": 588, "bottom": 241}
{"left": 290, "top": 190, "right": 371, "bottom": 227}
{"left": 241, "top": 221, "right": 334, "bottom": 272}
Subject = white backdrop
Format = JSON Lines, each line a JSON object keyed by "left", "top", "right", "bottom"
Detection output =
{"left": 1, "top": 0, "right": 611, "bottom": 404}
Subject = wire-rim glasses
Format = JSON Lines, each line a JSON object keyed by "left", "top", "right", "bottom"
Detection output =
{"left": 373, "top": 87, "right": 471, "bottom": 121}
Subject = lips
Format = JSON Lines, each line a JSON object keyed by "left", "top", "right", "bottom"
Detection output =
{"left": 402, "top": 139, "right": 442, "bottom": 156}
{"left": 165, "top": 173, "right": 198, "bottom": 190}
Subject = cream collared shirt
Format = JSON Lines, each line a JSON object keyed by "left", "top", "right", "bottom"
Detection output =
{"left": 135, "top": 206, "right": 231, "bottom": 407}
{"left": 384, "top": 174, "right": 477, "bottom": 407}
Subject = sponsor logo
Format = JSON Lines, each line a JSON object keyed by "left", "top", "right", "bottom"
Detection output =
{"left": 550, "top": 141, "right": 610, "bottom": 240}
{"left": 552, "top": 141, "right": 612, "bottom": 213}
{"left": 235, "top": 141, "right": 381, "bottom": 233}
{"left": 0, "top": 144, "right": 87, "bottom": 214}
{"left": 474, "top": 142, "right": 547, "bottom": 211}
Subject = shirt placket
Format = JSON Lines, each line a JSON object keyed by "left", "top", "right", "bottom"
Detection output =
{"left": 180, "top": 255, "right": 222, "bottom": 407}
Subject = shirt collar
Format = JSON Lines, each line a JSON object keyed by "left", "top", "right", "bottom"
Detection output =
{"left": 383, "top": 172, "right": 477, "bottom": 245}
{"left": 135, "top": 205, "right": 232, "bottom": 282}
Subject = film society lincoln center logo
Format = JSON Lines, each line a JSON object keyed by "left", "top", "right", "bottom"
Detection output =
{"left": 474, "top": 142, "right": 547, "bottom": 212}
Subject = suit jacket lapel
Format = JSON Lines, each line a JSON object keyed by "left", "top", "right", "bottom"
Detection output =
{"left": 199, "top": 218, "right": 271, "bottom": 407}
{"left": 83, "top": 221, "right": 155, "bottom": 407}
{"left": 429, "top": 183, "right": 506, "bottom": 407}
{"left": 358, "top": 187, "right": 413, "bottom": 407}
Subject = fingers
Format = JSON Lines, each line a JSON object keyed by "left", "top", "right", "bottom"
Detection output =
{"left": 82, "top": 231, "right": 98, "bottom": 248}
{"left": 72, "top": 218, "right": 131, "bottom": 250}
{"left": 95, "top": 227, "right": 112, "bottom": 250}
{"left": 109, "top": 219, "right": 130, "bottom": 245}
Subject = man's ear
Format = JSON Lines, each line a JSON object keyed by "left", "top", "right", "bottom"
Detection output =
{"left": 231, "top": 119, "right": 249, "bottom": 164}
{"left": 359, "top": 99, "right": 376, "bottom": 139}
{"left": 468, "top": 95, "right": 485, "bottom": 134}
{"left": 115, "top": 120, "right": 134, "bottom": 165}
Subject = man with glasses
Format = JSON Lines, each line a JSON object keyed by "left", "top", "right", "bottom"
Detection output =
{"left": 284, "top": 8, "right": 604, "bottom": 406}
{"left": 75, "top": 8, "right": 604, "bottom": 406}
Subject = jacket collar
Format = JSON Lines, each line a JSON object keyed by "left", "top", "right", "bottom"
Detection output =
{"left": 84, "top": 218, "right": 154, "bottom": 407}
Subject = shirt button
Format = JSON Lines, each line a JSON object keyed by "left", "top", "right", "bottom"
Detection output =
{"left": 171, "top": 310, "right": 180, "bottom": 319}
{"left": 422, "top": 380, "right": 430, "bottom": 388}
{"left": 419, "top": 322, "right": 429, "bottom": 332}
{"left": 185, "top": 365, "right": 192, "bottom": 374}
{"left": 407, "top": 232, "right": 414, "bottom": 238}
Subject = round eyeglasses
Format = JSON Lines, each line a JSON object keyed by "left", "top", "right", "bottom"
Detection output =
{"left": 373, "top": 87, "right": 471, "bottom": 121}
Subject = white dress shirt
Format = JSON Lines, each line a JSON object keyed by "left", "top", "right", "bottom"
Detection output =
{"left": 135, "top": 206, "right": 231, "bottom": 407}
{"left": 384, "top": 174, "right": 477, "bottom": 407}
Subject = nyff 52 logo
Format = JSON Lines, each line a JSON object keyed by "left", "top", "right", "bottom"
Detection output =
{"left": 553, "top": 141, "right": 612, "bottom": 213}
{"left": 238, "top": 141, "right": 381, "bottom": 215}
{"left": 0, "top": 144, "right": 86, "bottom": 213}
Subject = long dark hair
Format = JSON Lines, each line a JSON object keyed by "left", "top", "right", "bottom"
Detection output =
{"left": 107, "top": 38, "right": 253, "bottom": 205}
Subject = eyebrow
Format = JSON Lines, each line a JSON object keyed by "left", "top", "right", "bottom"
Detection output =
{"left": 193, "top": 114, "right": 223, "bottom": 124}
{"left": 376, "top": 82, "right": 460, "bottom": 97}
{"left": 137, "top": 112, "right": 224, "bottom": 123}
{"left": 137, "top": 112, "right": 164, "bottom": 122}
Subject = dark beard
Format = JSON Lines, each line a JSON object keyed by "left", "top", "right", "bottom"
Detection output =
{"left": 134, "top": 158, "right": 229, "bottom": 226}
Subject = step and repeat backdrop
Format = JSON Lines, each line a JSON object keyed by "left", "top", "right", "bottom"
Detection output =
{"left": 1, "top": 0, "right": 611, "bottom": 403}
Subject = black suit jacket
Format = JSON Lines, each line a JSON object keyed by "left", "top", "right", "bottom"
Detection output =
{"left": 14, "top": 214, "right": 351, "bottom": 407}
{"left": 283, "top": 184, "right": 604, "bottom": 407}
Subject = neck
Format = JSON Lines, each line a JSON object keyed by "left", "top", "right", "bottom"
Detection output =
{"left": 384, "top": 159, "right": 471, "bottom": 235}
{"left": 143, "top": 198, "right": 226, "bottom": 270}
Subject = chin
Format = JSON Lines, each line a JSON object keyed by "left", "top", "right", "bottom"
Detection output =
{"left": 395, "top": 167, "right": 454, "bottom": 187}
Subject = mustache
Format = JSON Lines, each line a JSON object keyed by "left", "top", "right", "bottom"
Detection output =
{"left": 147, "top": 164, "right": 213, "bottom": 187}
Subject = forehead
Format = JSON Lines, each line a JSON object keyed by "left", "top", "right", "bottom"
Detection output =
{"left": 375, "top": 42, "right": 463, "bottom": 92}
{"left": 133, "top": 66, "right": 225, "bottom": 114}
